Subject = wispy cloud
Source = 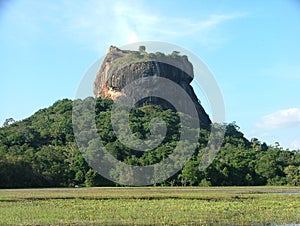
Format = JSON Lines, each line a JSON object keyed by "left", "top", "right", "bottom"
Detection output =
{"left": 58, "top": 0, "right": 246, "bottom": 50}
{"left": 256, "top": 107, "right": 300, "bottom": 130}
{"left": 3, "top": 0, "right": 246, "bottom": 52}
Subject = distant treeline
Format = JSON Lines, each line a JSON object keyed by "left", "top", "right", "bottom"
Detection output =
{"left": 0, "top": 98, "right": 299, "bottom": 188}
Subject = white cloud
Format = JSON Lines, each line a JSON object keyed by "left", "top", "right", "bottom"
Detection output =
{"left": 256, "top": 107, "right": 300, "bottom": 130}
{"left": 5, "top": 0, "right": 246, "bottom": 52}
{"left": 57, "top": 0, "right": 246, "bottom": 51}
{"left": 290, "top": 140, "right": 300, "bottom": 150}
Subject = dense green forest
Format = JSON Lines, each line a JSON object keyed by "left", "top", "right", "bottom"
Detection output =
{"left": 0, "top": 98, "right": 299, "bottom": 188}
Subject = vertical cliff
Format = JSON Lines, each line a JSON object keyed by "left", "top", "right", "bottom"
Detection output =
{"left": 94, "top": 46, "right": 211, "bottom": 129}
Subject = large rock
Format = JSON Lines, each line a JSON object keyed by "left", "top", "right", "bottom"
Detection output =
{"left": 94, "top": 46, "right": 211, "bottom": 129}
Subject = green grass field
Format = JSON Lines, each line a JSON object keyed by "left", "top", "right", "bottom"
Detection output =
{"left": 0, "top": 187, "right": 299, "bottom": 225}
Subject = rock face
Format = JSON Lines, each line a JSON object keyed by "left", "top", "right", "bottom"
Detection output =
{"left": 94, "top": 46, "right": 211, "bottom": 129}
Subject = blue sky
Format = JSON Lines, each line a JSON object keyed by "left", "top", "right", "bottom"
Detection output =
{"left": 1, "top": 0, "right": 300, "bottom": 150}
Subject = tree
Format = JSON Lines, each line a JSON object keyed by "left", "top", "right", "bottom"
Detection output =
{"left": 0, "top": 97, "right": 300, "bottom": 188}
{"left": 84, "top": 169, "right": 97, "bottom": 187}
{"left": 2, "top": 118, "right": 15, "bottom": 127}
{"left": 179, "top": 159, "right": 200, "bottom": 186}
{"left": 284, "top": 165, "right": 300, "bottom": 185}
{"left": 139, "top": 45, "right": 146, "bottom": 52}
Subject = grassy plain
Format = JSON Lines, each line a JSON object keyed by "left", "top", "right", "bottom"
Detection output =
{"left": 0, "top": 186, "right": 299, "bottom": 225}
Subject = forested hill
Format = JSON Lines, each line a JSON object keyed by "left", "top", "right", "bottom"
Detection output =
{"left": 0, "top": 98, "right": 299, "bottom": 188}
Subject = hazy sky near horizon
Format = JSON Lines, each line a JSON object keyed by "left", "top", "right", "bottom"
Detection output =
{"left": 1, "top": 0, "right": 300, "bottom": 150}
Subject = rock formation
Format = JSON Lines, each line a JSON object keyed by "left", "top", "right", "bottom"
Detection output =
{"left": 94, "top": 46, "right": 211, "bottom": 129}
